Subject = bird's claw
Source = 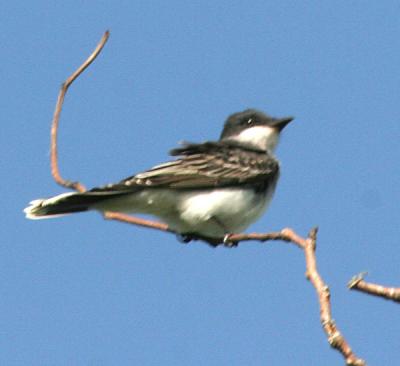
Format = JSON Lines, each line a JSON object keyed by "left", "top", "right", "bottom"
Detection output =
{"left": 177, "top": 233, "right": 237, "bottom": 247}
{"left": 223, "top": 234, "right": 237, "bottom": 247}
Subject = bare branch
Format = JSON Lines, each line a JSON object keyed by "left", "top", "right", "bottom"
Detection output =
{"left": 48, "top": 30, "right": 180, "bottom": 234}
{"left": 151, "top": 226, "right": 367, "bottom": 364}
{"left": 232, "top": 228, "right": 366, "bottom": 366}
{"left": 301, "top": 229, "right": 365, "bottom": 366}
{"left": 47, "top": 31, "right": 366, "bottom": 365}
{"left": 103, "top": 211, "right": 172, "bottom": 232}
{"left": 349, "top": 273, "right": 400, "bottom": 303}
{"left": 50, "top": 30, "right": 110, "bottom": 192}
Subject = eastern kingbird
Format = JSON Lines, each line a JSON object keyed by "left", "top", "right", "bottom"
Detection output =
{"left": 24, "top": 109, "right": 293, "bottom": 241}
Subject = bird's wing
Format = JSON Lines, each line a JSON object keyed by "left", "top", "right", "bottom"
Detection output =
{"left": 91, "top": 141, "right": 279, "bottom": 192}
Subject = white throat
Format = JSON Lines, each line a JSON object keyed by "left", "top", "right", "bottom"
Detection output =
{"left": 229, "top": 126, "right": 280, "bottom": 152}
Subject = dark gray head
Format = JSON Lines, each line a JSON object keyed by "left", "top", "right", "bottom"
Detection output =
{"left": 220, "top": 109, "right": 293, "bottom": 152}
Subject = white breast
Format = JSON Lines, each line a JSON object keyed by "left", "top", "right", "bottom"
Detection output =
{"left": 175, "top": 187, "right": 274, "bottom": 237}
{"left": 94, "top": 185, "right": 276, "bottom": 238}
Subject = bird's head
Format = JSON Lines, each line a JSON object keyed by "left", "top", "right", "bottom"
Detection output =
{"left": 220, "top": 109, "right": 293, "bottom": 152}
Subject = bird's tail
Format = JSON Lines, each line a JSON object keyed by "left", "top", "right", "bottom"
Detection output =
{"left": 24, "top": 191, "right": 128, "bottom": 219}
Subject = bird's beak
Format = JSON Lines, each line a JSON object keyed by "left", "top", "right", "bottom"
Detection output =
{"left": 271, "top": 116, "right": 294, "bottom": 131}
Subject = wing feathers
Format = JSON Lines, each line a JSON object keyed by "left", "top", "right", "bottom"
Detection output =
{"left": 93, "top": 141, "right": 279, "bottom": 192}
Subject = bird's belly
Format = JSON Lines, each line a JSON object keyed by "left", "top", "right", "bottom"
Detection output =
{"left": 175, "top": 187, "right": 273, "bottom": 237}
{"left": 96, "top": 186, "right": 274, "bottom": 238}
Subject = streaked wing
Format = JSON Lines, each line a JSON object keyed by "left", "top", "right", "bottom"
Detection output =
{"left": 91, "top": 141, "right": 279, "bottom": 192}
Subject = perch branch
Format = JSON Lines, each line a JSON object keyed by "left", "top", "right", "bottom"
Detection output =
{"left": 48, "top": 31, "right": 365, "bottom": 365}
{"left": 348, "top": 273, "right": 400, "bottom": 303}
{"left": 227, "top": 228, "right": 365, "bottom": 366}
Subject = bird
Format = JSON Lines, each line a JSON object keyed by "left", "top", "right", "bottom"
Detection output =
{"left": 24, "top": 109, "right": 293, "bottom": 242}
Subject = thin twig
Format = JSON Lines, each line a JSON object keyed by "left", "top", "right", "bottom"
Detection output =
{"left": 103, "top": 211, "right": 172, "bottom": 232}
{"left": 349, "top": 273, "right": 400, "bottom": 303}
{"left": 49, "top": 30, "right": 177, "bottom": 233}
{"left": 301, "top": 229, "right": 365, "bottom": 366}
{"left": 50, "top": 30, "right": 110, "bottom": 192}
{"left": 257, "top": 228, "right": 365, "bottom": 366}
{"left": 224, "top": 228, "right": 365, "bottom": 364}
{"left": 48, "top": 31, "right": 366, "bottom": 365}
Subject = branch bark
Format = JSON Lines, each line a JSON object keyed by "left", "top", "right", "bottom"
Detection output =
{"left": 349, "top": 273, "right": 400, "bottom": 303}
{"left": 47, "top": 31, "right": 366, "bottom": 366}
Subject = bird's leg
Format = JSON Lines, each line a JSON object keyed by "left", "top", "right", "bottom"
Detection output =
{"left": 210, "top": 216, "right": 238, "bottom": 248}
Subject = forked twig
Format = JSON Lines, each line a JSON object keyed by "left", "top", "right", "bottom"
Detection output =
{"left": 349, "top": 273, "right": 400, "bottom": 303}
{"left": 48, "top": 31, "right": 365, "bottom": 365}
{"left": 228, "top": 228, "right": 365, "bottom": 366}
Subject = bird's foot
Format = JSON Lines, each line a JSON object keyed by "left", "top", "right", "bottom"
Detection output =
{"left": 177, "top": 233, "right": 237, "bottom": 248}
{"left": 176, "top": 233, "right": 195, "bottom": 243}
{"left": 223, "top": 234, "right": 238, "bottom": 248}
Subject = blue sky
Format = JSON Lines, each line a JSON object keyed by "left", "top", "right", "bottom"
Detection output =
{"left": 2, "top": 2, "right": 400, "bottom": 365}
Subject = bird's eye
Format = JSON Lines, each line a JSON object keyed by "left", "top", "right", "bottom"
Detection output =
{"left": 246, "top": 118, "right": 253, "bottom": 125}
